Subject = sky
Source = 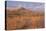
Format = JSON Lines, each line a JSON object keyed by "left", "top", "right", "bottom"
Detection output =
{"left": 6, "top": 1, "right": 44, "bottom": 10}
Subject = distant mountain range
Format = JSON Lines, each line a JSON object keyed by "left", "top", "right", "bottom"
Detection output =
{"left": 7, "top": 7, "right": 44, "bottom": 16}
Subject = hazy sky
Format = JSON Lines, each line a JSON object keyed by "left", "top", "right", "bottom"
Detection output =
{"left": 6, "top": 1, "right": 44, "bottom": 10}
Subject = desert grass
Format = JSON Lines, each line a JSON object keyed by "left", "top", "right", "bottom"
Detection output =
{"left": 6, "top": 7, "right": 44, "bottom": 30}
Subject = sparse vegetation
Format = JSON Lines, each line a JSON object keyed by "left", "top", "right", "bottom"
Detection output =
{"left": 6, "top": 7, "right": 44, "bottom": 30}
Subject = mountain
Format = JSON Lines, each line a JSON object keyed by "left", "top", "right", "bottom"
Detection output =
{"left": 7, "top": 7, "right": 44, "bottom": 16}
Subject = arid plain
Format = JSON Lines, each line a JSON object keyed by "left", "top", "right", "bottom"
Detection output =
{"left": 6, "top": 7, "right": 44, "bottom": 30}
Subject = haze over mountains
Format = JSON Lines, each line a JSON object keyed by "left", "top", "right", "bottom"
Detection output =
{"left": 7, "top": 1, "right": 44, "bottom": 11}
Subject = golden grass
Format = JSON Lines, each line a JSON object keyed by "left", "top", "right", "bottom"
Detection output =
{"left": 6, "top": 8, "right": 44, "bottom": 30}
